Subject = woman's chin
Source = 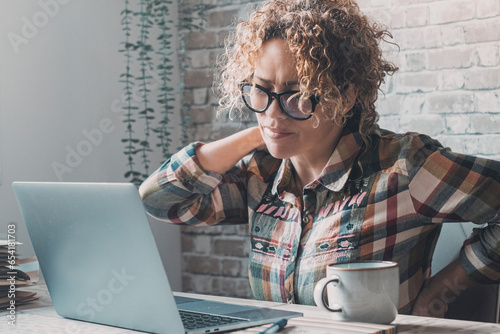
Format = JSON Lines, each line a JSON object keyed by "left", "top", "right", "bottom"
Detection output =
{"left": 265, "top": 145, "right": 293, "bottom": 160}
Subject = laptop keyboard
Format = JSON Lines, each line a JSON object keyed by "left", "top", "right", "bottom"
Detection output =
{"left": 179, "top": 310, "right": 250, "bottom": 330}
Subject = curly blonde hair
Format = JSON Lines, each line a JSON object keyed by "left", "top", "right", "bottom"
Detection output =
{"left": 216, "top": 0, "right": 398, "bottom": 140}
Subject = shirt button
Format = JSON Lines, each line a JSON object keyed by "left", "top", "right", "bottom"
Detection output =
{"left": 291, "top": 255, "right": 296, "bottom": 262}
{"left": 302, "top": 216, "right": 309, "bottom": 224}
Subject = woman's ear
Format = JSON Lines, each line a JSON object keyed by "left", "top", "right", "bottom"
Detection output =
{"left": 343, "top": 84, "right": 358, "bottom": 113}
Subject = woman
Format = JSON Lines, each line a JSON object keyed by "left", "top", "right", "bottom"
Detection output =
{"left": 139, "top": 0, "right": 500, "bottom": 316}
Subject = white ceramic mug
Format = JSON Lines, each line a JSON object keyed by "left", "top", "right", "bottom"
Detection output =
{"left": 313, "top": 261, "right": 399, "bottom": 324}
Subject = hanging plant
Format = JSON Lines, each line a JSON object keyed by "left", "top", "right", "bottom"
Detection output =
{"left": 119, "top": 0, "right": 205, "bottom": 186}
{"left": 119, "top": 0, "right": 141, "bottom": 184}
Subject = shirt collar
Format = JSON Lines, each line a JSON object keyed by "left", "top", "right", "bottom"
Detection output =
{"left": 271, "top": 126, "right": 365, "bottom": 197}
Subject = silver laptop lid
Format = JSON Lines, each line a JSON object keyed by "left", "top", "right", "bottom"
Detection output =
{"left": 12, "top": 182, "right": 185, "bottom": 334}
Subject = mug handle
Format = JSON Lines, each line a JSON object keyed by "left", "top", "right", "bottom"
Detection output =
{"left": 313, "top": 275, "right": 342, "bottom": 313}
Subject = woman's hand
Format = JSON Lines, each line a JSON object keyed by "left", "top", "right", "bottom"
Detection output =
{"left": 411, "top": 259, "right": 474, "bottom": 318}
{"left": 254, "top": 127, "right": 268, "bottom": 152}
{"left": 412, "top": 278, "right": 448, "bottom": 318}
{"left": 197, "top": 126, "right": 266, "bottom": 174}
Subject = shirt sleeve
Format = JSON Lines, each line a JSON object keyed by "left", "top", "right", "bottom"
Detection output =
{"left": 139, "top": 142, "right": 251, "bottom": 226}
{"left": 404, "top": 134, "right": 500, "bottom": 284}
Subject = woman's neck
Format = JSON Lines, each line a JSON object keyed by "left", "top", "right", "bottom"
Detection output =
{"left": 290, "top": 132, "right": 342, "bottom": 189}
{"left": 291, "top": 157, "right": 324, "bottom": 190}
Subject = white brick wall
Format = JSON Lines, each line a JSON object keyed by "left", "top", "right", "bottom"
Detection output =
{"left": 366, "top": 0, "right": 500, "bottom": 160}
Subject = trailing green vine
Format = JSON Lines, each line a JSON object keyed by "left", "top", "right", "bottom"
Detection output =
{"left": 119, "top": 0, "right": 205, "bottom": 186}
{"left": 152, "top": 0, "right": 174, "bottom": 160}
{"left": 119, "top": 0, "right": 142, "bottom": 185}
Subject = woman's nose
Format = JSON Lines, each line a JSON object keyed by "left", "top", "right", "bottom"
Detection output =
{"left": 266, "top": 98, "right": 287, "bottom": 120}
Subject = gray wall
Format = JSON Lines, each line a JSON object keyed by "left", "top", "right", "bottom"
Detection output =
{"left": 0, "top": 0, "right": 181, "bottom": 290}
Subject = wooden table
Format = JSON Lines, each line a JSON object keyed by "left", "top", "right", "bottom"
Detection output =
{"left": 2, "top": 284, "right": 500, "bottom": 333}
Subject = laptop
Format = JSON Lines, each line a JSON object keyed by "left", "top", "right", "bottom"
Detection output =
{"left": 12, "top": 182, "right": 302, "bottom": 334}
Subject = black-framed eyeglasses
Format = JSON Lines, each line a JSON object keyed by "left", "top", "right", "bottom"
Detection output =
{"left": 240, "top": 83, "right": 320, "bottom": 121}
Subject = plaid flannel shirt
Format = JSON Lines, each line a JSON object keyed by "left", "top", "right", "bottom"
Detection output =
{"left": 139, "top": 125, "right": 500, "bottom": 314}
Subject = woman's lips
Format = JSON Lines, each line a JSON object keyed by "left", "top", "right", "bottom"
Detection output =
{"left": 263, "top": 127, "right": 293, "bottom": 139}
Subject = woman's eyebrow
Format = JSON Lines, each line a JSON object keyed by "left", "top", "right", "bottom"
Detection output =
{"left": 252, "top": 76, "right": 272, "bottom": 84}
{"left": 284, "top": 81, "right": 299, "bottom": 88}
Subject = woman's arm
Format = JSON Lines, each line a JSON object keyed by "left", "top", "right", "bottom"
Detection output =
{"left": 405, "top": 134, "right": 500, "bottom": 315}
{"left": 139, "top": 126, "right": 266, "bottom": 226}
